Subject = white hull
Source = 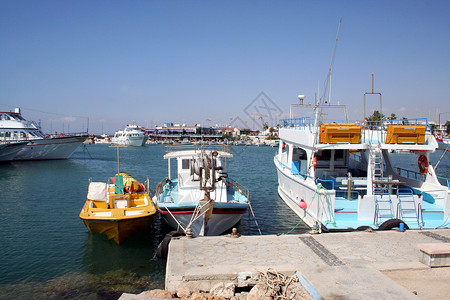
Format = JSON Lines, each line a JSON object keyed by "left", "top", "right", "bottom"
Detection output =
{"left": 275, "top": 159, "right": 319, "bottom": 228}
{"left": 111, "top": 136, "right": 148, "bottom": 147}
{"left": 14, "top": 135, "right": 88, "bottom": 160}
{"left": 0, "top": 142, "right": 27, "bottom": 162}
{"left": 160, "top": 211, "right": 245, "bottom": 236}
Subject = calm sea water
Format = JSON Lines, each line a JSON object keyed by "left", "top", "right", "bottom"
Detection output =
{"left": 0, "top": 144, "right": 311, "bottom": 299}
{"left": 0, "top": 145, "right": 448, "bottom": 299}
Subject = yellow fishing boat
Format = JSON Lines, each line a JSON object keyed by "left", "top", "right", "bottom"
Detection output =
{"left": 79, "top": 172, "right": 157, "bottom": 244}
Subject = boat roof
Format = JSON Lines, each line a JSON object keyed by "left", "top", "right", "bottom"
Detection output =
{"left": 163, "top": 144, "right": 233, "bottom": 159}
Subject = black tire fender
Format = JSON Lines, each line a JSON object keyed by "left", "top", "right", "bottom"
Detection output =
{"left": 156, "top": 231, "right": 185, "bottom": 259}
{"left": 377, "top": 219, "right": 409, "bottom": 231}
{"left": 355, "top": 225, "right": 373, "bottom": 231}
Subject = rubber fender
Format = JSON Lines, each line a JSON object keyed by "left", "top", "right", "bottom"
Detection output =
{"left": 156, "top": 231, "right": 185, "bottom": 259}
{"left": 355, "top": 225, "right": 373, "bottom": 231}
{"left": 377, "top": 219, "right": 409, "bottom": 231}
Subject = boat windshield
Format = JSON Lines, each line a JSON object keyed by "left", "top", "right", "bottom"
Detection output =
{"left": 0, "top": 113, "right": 26, "bottom": 121}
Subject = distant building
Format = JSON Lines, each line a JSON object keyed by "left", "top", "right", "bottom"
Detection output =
{"left": 146, "top": 123, "right": 221, "bottom": 140}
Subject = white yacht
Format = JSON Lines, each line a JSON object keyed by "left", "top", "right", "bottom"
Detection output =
{"left": 111, "top": 123, "right": 148, "bottom": 146}
{"left": 0, "top": 108, "right": 88, "bottom": 160}
{"left": 274, "top": 94, "right": 450, "bottom": 231}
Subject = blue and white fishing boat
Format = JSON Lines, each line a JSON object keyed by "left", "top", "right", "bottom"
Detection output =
{"left": 153, "top": 144, "right": 249, "bottom": 237}
{"left": 274, "top": 90, "right": 450, "bottom": 231}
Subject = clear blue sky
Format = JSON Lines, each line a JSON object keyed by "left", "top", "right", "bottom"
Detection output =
{"left": 1, "top": 0, "right": 449, "bottom": 134}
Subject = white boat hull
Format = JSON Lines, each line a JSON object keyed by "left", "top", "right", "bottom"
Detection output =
{"left": 275, "top": 161, "right": 319, "bottom": 228}
{"left": 14, "top": 135, "right": 88, "bottom": 160}
{"left": 111, "top": 136, "right": 148, "bottom": 147}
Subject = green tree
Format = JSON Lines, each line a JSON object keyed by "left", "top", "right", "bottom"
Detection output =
{"left": 388, "top": 113, "right": 397, "bottom": 120}
{"left": 365, "top": 110, "right": 384, "bottom": 122}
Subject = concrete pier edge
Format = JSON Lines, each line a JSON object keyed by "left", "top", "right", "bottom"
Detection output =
{"left": 165, "top": 229, "right": 450, "bottom": 299}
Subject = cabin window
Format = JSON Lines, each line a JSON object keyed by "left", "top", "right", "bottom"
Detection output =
{"left": 316, "top": 150, "right": 331, "bottom": 160}
{"left": 182, "top": 159, "right": 190, "bottom": 170}
{"left": 335, "top": 150, "right": 344, "bottom": 159}
{"left": 293, "top": 148, "right": 307, "bottom": 160}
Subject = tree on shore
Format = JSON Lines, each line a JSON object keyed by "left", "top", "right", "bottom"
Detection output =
{"left": 365, "top": 110, "right": 384, "bottom": 122}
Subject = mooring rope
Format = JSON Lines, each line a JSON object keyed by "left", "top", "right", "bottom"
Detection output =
{"left": 256, "top": 269, "right": 298, "bottom": 300}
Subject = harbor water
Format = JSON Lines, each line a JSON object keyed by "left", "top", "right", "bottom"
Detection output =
{"left": 0, "top": 144, "right": 308, "bottom": 299}
{"left": 0, "top": 144, "right": 448, "bottom": 299}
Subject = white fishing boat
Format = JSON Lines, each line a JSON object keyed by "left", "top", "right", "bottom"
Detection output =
{"left": 153, "top": 144, "right": 250, "bottom": 237}
{"left": 111, "top": 123, "right": 148, "bottom": 146}
{"left": 274, "top": 89, "right": 450, "bottom": 231}
{"left": 0, "top": 108, "right": 88, "bottom": 160}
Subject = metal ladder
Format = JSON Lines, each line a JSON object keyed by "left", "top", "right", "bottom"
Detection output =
{"left": 374, "top": 187, "right": 394, "bottom": 225}
{"left": 373, "top": 147, "right": 384, "bottom": 180}
{"left": 397, "top": 188, "right": 420, "bottom": 227}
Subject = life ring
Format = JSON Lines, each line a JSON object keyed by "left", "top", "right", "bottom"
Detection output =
{"left": 313, "top": 156, "right": 317, "bottom": 170}
{"left": 282, "top": 142, "right": 286, "bottom": 150}
{"left": 418, "top": 155, "right": 428, "bottom": 174}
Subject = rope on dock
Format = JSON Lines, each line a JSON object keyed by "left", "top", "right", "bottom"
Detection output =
{"left": 256, "top": 269, "right": 298, "bottom": 300}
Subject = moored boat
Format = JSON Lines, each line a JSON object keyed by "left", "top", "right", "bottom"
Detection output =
{"left": 111, "top": 123, "right": 148, "bottom": 146}
{"left": 79, "top": 172, "right": 157, "bottom": 244}
{"left": 274, "top": 92, "right": 450, "bottom": 231}
{"left": 153, "top": 144, "right": 249, "bottom": 237}
{"left": 0, "top": 108, "right": 88, "bottom": 160}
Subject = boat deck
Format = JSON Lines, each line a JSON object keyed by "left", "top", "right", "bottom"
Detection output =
{"left": 331, "top": 197, "right": 446, "bottom": 230}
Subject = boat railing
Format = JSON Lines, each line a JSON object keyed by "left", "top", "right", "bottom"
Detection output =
{"left": 48, "top": 131, "right": 88, "bottom": 137}
{"left": 417, "top": 203, "right": 424, "bottom": 228}
{"left": 279, "top": 117, "right": 433, "bottom": 145}
{"left": 317, "top": 178, "right": 335, "bottom": 191}
{"left": 437, "top": 176, "right": 450, "bottom": 189}
{"left": 154, "top": 177, "right": 170, "bottom": 200}
{"left": 226, "top": 177, "right": 249, "bottom": 201}
{"left": 165, "top": 144, "right": 231, "bottom": 155}
{"left": 395, "top": 167, "right": 422, "bottom": 181}
{"left": 274, "top": 154, "right": 335, "bottom": 190}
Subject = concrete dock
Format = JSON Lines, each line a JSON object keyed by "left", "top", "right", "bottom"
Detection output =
{"left": 166, "top": 229, "right": 450, "bottom": 299}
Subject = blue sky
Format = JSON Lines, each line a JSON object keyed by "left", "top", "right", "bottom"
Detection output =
{"left": 1, "top": 1, "right": 449, "bottom": 134}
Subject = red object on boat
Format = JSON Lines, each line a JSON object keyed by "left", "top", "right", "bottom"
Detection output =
{"left": 299, "top": 199, "right": 307, "bottom": 209}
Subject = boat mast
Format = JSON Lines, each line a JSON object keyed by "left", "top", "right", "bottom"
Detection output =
{"left": 313, "top": 18, "right": 342, "bottom": 132}
{"left": 309, "top": 19, "right": 342, "bottom": 175}
{"left": 320, "top": 18, "right": 341, "bottom": 110}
